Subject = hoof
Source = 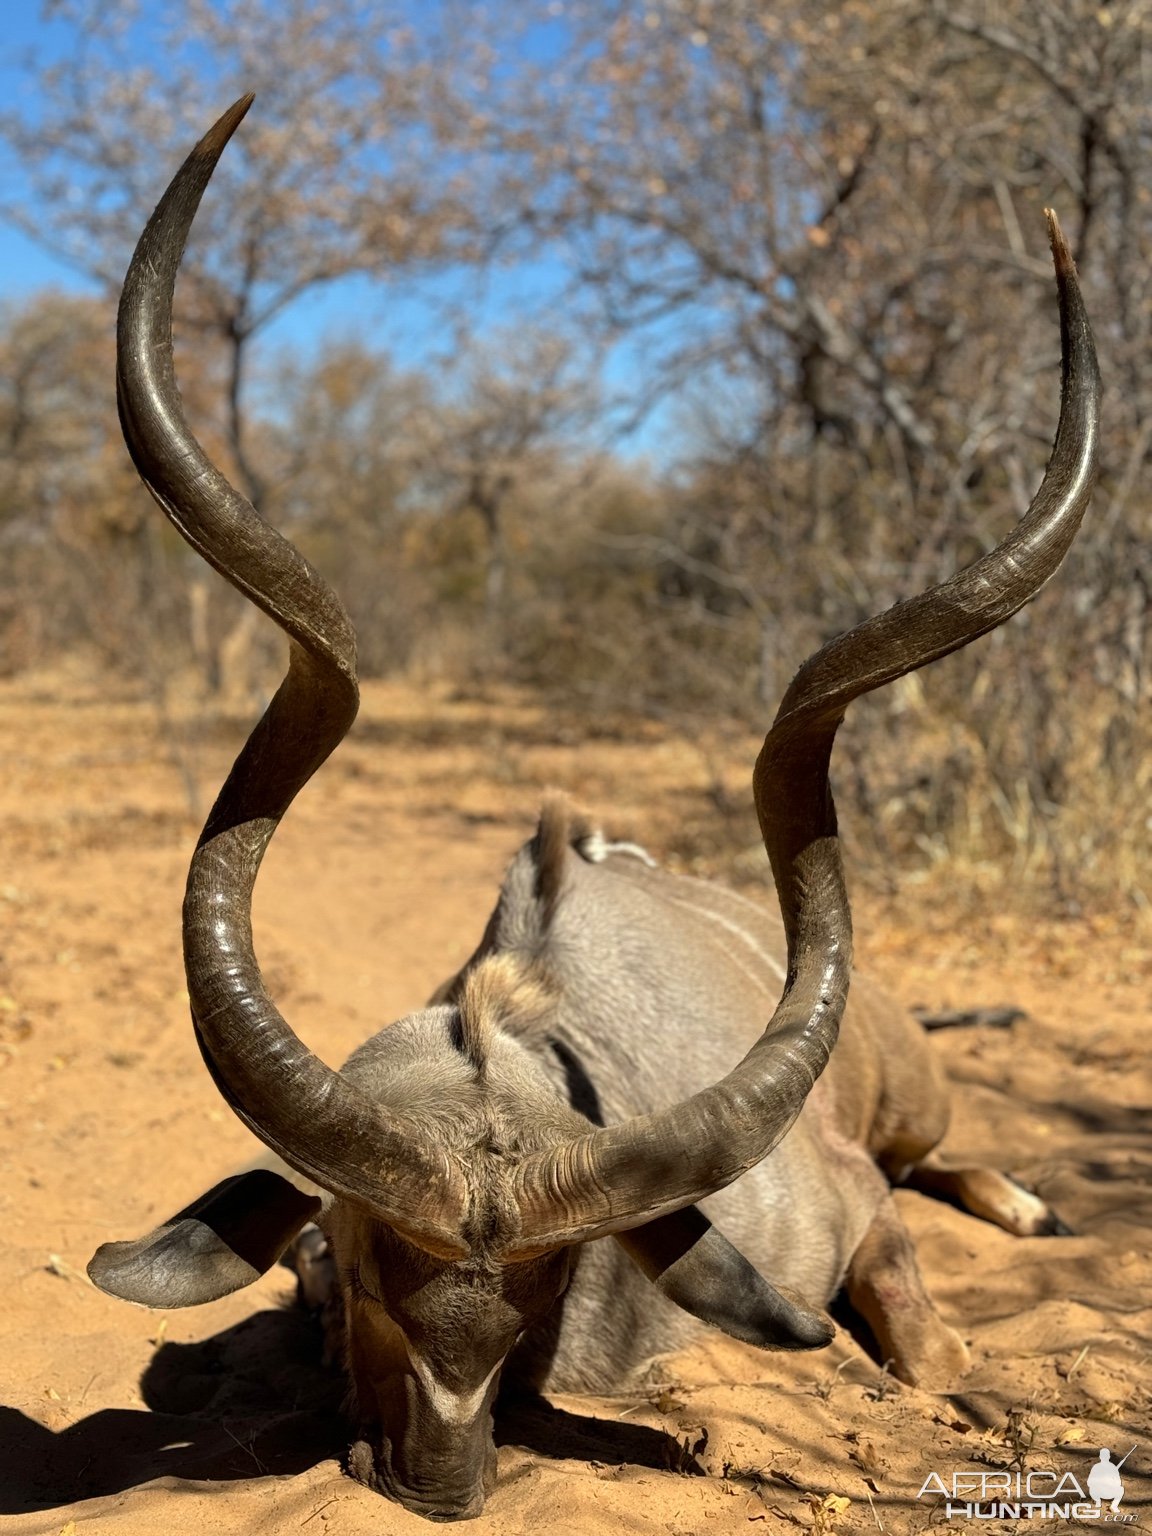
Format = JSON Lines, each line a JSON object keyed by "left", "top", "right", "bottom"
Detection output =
{"left": 892, "top": 1324, "right": 971, "bottom": 1392}
{"left": 1035, "top": 1209, "right": 1075, "bottom": 1237}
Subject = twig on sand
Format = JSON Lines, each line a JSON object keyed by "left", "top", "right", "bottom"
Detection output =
{"left": 220, "top": 1421, "right": 267, "bottom": 1475}
{"left": 864, "top": 1485, "right": 884, "bottom": 1530}
{"left": 301, "top": 1498, "right": 339, "bottom": 1526}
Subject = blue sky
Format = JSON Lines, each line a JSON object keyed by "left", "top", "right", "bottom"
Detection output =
{"left": 0, "top": 6, "right": 577, "bottom": 355}
{"left": 0, "top": 7, "right": 100, "bottom": 299}
{"left": 0, "top": 3, "right": 707, "bottom": 461}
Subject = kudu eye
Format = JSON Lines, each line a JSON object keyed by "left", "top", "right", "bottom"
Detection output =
{"left": 348, "top": 1261, "right": 384, "bottom": 1306}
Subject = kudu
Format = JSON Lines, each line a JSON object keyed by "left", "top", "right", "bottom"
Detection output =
{"left": 89, "top": 98, "right": 1099, "bottom": 1522}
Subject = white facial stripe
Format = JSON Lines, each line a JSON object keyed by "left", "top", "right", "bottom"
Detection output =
{"left": 405, "top": 1344, "right": 500, "bottom": 1424}
{"left": 667, "top": 893, "right": 788, "bottom": 986}
{"left": 583, "top": 831, "right": 785, "bottom": 987}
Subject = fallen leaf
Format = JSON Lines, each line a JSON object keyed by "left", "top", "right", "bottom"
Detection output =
{"left": 809, "top": 1492, "right": 852, "bottom": 1531}
{"left": 933, "top": 1411, "right": 973, "bottom": 1434}
{"left": 849, "top": 1438, "right": 881, "bottom": 1475}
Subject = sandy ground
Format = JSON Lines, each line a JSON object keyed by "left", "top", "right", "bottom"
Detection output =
{"left": 1, "top": 667, "right": 1149, "bottom": 1535}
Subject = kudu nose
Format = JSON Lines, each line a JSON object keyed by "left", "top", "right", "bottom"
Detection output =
{"left": 347, "top": 1435, "right": 492, "bottom": 1523}
{"left": 422, "top": 1497, "right": 487, "bottom": 1522}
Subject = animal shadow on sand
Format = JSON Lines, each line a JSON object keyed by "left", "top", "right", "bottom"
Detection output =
{"left": 0, "top": 1292, "right": 700, "bottom": 1517}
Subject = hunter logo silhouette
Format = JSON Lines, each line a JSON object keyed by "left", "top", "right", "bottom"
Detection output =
{"left": 917, "top": 1440, "right": 1140, "bottom": 1520}
{"left": 1088, "top": 1447, "right": 1132, "bottom": 1513}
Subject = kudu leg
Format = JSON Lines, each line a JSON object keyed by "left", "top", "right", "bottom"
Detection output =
{"left": 860, "top": 1023, "right": 1071, "bottom": 1239}
{"left": 902, "top": 1156, "right": 1071, "bottom": 1237}
{"left": 845, "top": 1196, "right": 970, "bottom": 1391}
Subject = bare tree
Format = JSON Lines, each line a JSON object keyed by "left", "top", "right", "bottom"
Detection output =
{"left": 4, "top": 3, "right": 480, "bottom": 494}
{"left": 0, "top": 291, "right": 164, "bottom": 671}
{"left": 2, "top": 0, "right": 481, "bottom": 685}
{"left": 410, "top": 330, "right": 604, "bottom": 638}
{"left": 263, "top": 341, "right": 440, "bottom": 674}
{"left": 423, "top": 0, "right": 1150, "bottom": 903}
{"left": 5, "top": 1, "right": 1149, "bottom": 905}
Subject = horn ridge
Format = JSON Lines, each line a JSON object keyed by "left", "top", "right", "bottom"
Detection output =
{"left": 117, "top": 100, "right": 468, "bottom": 1260}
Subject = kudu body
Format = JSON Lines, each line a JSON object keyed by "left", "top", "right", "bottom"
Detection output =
{"left": 89, "top": 99, "right": 1100, "bottom": 1522}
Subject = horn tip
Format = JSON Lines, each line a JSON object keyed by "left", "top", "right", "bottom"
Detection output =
{"left": 1044, "top": 208, "right": 1075, "bottom": 278}
{"left": 195, "top": 94, "right": 255, "bottom": 161}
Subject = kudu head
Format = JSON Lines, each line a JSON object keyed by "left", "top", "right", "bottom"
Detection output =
{"left": 89, "top": 98, "right": 1099, "bottom": 1520}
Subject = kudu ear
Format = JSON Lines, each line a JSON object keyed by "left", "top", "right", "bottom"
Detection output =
{"left": 88, "top": 1170, "right": 322, "bottom": 1307}
{"left": 615, "top": 1205, "right": 834, "bottom": 1351}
